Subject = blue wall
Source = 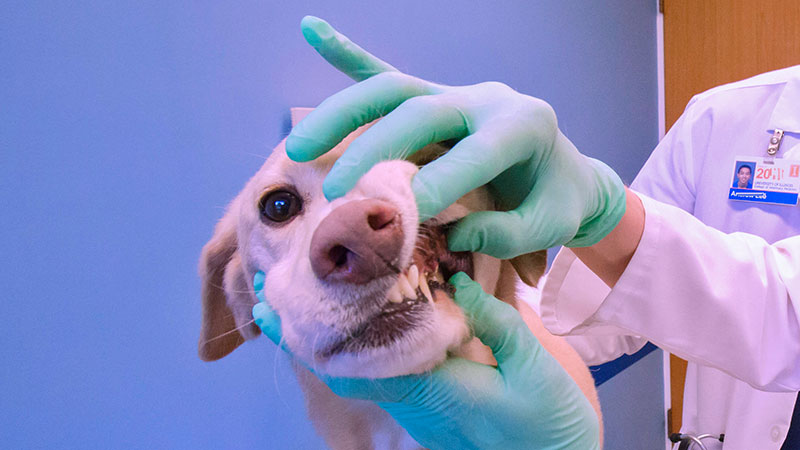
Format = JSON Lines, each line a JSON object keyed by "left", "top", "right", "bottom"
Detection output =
{"left": 1, "top": 2, "right": 658, "bottom": 448}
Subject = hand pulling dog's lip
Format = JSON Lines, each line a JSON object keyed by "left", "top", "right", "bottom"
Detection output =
{"left": 315, "top": 221, "right": 471, "bottom": 360}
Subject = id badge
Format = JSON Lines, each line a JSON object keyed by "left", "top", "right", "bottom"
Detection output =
{"left": 729, "top": 156, "right": 800, "bottom": 205}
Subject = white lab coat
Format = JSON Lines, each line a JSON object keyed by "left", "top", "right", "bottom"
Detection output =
{"left": 540, "top": 66, "right": 800, "bottom": 449}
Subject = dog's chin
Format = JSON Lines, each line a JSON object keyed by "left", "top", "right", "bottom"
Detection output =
{"left": 303, "top": 221, "right": 474, "bottom": 379}
{"left": 315, "top": 288, "right": 471, "bottom": 378}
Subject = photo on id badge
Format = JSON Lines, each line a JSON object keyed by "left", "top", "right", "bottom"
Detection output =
{"left": 733, "top": 161, "right": 755, "bottom": 189}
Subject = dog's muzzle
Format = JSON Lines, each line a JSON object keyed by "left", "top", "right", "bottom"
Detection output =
{"left": 310, "top": 198, "right": 473, "bottom": 358}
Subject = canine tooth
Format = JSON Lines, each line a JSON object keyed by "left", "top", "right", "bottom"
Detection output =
{"left": 418, "top": 272, "right": 433, "bottom": 303}
{"left": 407, "top": 265, "right": 419, "bottom": 289}
{"left": 398, "top": 273, "right": 417, "bottom": 299}
{"left": 388, "top": 283, "right": 403, "bottom": 303}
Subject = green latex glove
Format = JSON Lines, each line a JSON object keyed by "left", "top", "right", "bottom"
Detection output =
{"left": 288, "top": 16, "right": 626, "bottom": 257}
{"left": 252, "top": 271, "right": 600, "bottom": 450}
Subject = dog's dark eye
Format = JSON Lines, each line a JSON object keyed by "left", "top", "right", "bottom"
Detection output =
{"left": 259, "top": 190, "right": 302, "bottom": 223}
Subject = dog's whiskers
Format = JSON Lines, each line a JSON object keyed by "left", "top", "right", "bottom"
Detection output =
{"left": 200, "top": 318, "right": 256, "bottom": 345}
{"left": 241, "top": 150, "right": 270, "bottom": 161}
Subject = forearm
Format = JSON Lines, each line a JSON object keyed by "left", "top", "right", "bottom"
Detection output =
{"left": 560, "top": 191, "right": 800, "bottom": 390}
{"left": 571, "top": 188, "right": 645, "bottom": 288}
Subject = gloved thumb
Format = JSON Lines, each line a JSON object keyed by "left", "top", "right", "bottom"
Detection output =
{"left": 251, "top": 271, "right": 283, "bottom": 347}
{"left": 448, "top": 272, "right": 534, "bottom": 366}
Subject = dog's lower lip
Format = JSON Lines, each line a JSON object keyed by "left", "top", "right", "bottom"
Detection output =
{"left": 318, "top": 295, "right": 427, "bottom": 359}
{"left": 318, "top": 274, "right": 458, "bottom": 360}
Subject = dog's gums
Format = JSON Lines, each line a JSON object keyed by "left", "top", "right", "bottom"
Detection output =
{"left": 413, "top": 222, "right": 473, "bottom": 281}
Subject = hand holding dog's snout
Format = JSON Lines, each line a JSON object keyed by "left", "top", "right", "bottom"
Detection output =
{"left": 252, "top": 271, "right": 600, "bottom": 449}
{"left": 288, "top": 16, "right": 627, "bottom": 258}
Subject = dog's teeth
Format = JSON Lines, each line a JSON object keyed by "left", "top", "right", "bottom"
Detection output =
{"left": 398, "top": 273, "right": 417, "bottom": 299}
{"left": 388, "top": 283, "right": 403, "bottom": 303}
{"left": 407, "top": 265, "right": 419, "bottom": 289}
{"left": 419, "top": 272, "right": 433, "bottom": 303}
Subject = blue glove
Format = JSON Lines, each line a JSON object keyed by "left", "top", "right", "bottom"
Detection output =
{"left": 288, "top": 16, "right": 626, "bottom": 257}
{"left": 253, "top": 271, "right": 600, "bottom": 450}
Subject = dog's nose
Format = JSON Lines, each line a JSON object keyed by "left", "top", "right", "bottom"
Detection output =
{"left": 310, "top": 199, "right": 404, "bottom": 285}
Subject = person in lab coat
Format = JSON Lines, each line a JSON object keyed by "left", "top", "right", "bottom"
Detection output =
{"left": 546, "top": 65, "right": 800, "bottom": 449}
{"left": 252, "top": 16, "right": 800, "bottom": 449}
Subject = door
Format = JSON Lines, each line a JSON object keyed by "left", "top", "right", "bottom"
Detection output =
{"left": 662, "top": 0, "right": 800, "bottom": 434}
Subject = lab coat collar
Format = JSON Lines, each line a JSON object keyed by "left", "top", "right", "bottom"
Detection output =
{"left": 768, "top": 68, "right": 800, "bottom": 133}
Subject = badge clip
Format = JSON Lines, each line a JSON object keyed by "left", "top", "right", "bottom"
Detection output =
{"left": 765, "top": 129, "right": 784, "bottom": 164}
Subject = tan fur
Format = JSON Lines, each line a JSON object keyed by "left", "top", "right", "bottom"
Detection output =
{"left": 198, "top": 210, "right": 253, "bottom": 361}
{"left": 294, "top": 366, "right": 409, "bottom": 450}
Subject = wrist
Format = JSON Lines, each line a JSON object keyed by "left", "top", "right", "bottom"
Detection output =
{"left": 571, "top": 188, "right": 644, "bottom": 287}
{"left": 565, "top": 157, "right": 627, "bottom": 248}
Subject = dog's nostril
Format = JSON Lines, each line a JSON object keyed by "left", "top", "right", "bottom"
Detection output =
{"left": 329, "top": 245, "right": 349, "bottom": 268}
{"left": 310, "top": 199, "right": 404, "bottom": 284}
{"left": 367, "top": 209, "right": 398, "bottom": 231}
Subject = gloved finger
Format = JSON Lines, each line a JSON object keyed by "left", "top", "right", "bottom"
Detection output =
{"left": 563, "top": 156, "right": 627, "bottom": 247}
{"left": 446, "top": 135, "right": 582, "bottom": 257}
{"left": 448, "top": 163, "right": 594, "bottom": 257}
{"left": 252, "top": 302, "right": 284, "bottom": 348}
{"left": 300, "top": 16, "right": 398, "bottom": 82}
{"left": 412, "top": 122, "right": 538, "bottom": 221}
{"left": 330, "top": 356, "right": 498, "bottom": 407}
{"left": 448, "top": 272, "right": 537, "bottom": 369}
{"left": 251, "top": 271, "right": 284, "bottom": 348}
{"left": 321, "top": 371, "right": 431, "bottom": 404}
{"left": 286, "top": 71, "right": 436, "bottom": 164}
{"left": 322, "top": 93, "right": 471, "bottom": 200}
{"left": 253, "top": 270, "right": 266, "bottom": 302}
{"left": 449, "top": 152, "right": 626, "bottom": 256}
{"left": 447, "top": 206, "right": 569, "bottom": 258}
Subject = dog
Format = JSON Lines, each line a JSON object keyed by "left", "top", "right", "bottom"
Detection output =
{"left": 199, "top": 114, "right": 603, "bottom": 449}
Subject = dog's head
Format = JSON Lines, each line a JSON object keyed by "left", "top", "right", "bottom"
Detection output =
{"left": 199, "top": 125, "right": 545, "bottom": 378}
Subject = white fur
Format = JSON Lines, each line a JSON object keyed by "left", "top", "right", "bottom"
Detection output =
{"left": 219, "top": 130, "right": 471, "bottom": 378}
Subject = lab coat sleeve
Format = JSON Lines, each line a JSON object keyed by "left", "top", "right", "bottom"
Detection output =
{"left": 518, "top": 275, "right": 650, "bottom": 365}
{"left": 541, "top": 192, "right": 800, "bottom": 392}
{"left": 562, "top": 334, "right": 650, "bottom": 366}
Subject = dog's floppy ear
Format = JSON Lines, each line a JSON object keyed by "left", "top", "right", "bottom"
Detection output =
{"left": 198, "top": 203, "right": 254, "bottom": 361}
{"left": 510, "top": 250, "right": 547, "bottom": 287}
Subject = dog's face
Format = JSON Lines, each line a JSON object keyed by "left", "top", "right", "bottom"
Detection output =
{"left": 199, "top": 126, "right": 541, "bottom": 378}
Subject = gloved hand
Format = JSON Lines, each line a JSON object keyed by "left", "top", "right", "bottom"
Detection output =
{"left": 252, "top": 271, "right": 600, "bottom": 450}
{"left": 288, "top": 16, "right": 626, "bottom": 257}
